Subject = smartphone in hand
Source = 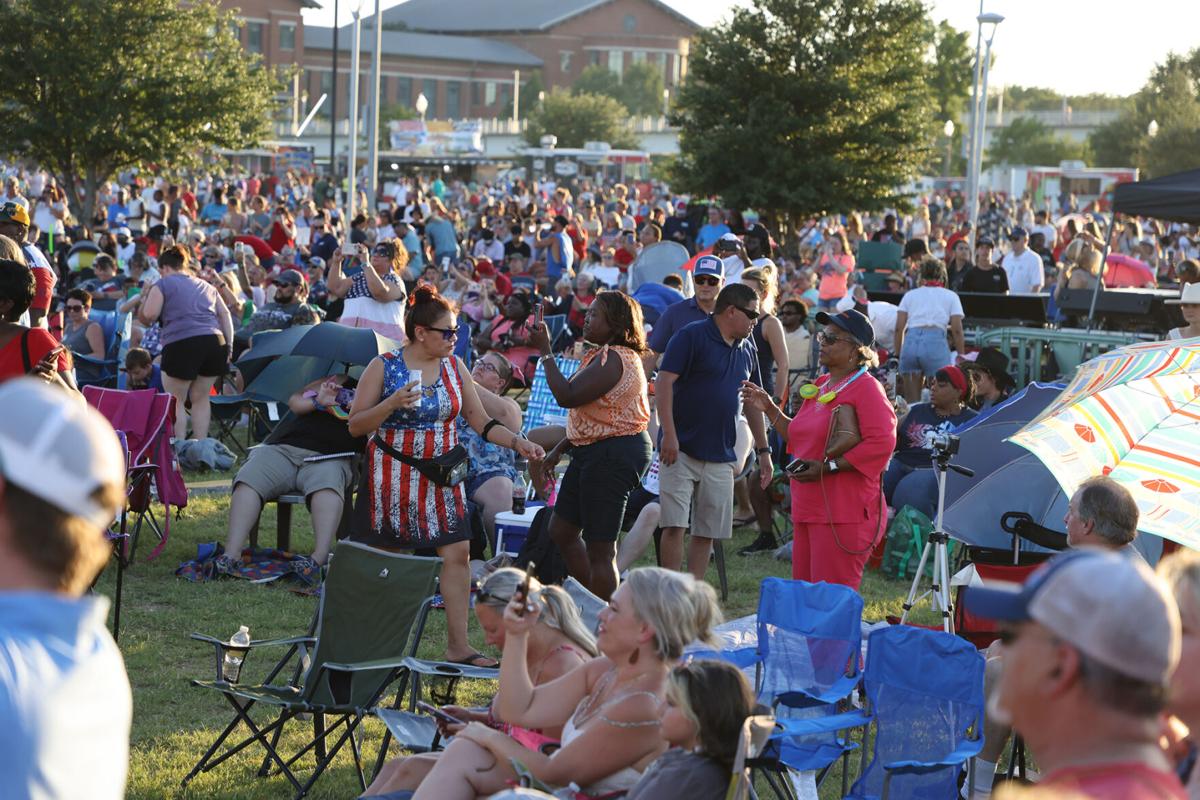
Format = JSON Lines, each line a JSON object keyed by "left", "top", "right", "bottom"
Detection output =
{"left": 515, "top": 563, "right": 536, "bottom": 617}
{"left": 415, "top": 701, "right": 464, "bottom": 726}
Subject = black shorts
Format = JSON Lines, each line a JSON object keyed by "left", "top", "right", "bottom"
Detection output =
{"left": 621, "top": 484, "right": 659, "bottom": 532}
{"left": 161, "top": 334, "right": 227, "bottom": 381}
{"left": 554, "top": 432, "right": 652, "bottom": 543}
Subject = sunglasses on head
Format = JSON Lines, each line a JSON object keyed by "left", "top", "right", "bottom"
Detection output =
{"left": 694, "top": 275, "right": 721, "bottom": 286}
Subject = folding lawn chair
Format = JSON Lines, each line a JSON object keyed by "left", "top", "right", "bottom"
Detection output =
{"left": 182, "top": 542, "right": 442, "bottom": 799}
{"left": 728, "top": 714, "right": 780, "bottom": 800}
{"left": 845, "top": 624, "right": 985, "bottom": 800}
{"left": 750, "top": 578, "right": 869, "bottom": 799}
{"left": 75, "top": 309, "right": 131, "bottom": 388}
{"left": 520, "top": 355, "right": 580, "bottom": 431}
{"left": 84, "top": 386, "right": 187, "bottom": 562}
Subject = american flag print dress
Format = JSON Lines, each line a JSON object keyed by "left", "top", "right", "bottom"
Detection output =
{"left": 352, "top": 350, "right": 470, "bottom": 548}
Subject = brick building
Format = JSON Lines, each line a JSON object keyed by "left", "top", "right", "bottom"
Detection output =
{"left": 220, "top": 0, "right": 699, "bottom": 122}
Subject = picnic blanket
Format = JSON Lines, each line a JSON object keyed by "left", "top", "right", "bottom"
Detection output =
{"left": 176, "top": 543, "right": 322, "bottom": 588}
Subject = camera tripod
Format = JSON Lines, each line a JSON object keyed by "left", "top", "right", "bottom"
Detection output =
{"left": 899, "top": 445, "right": 974, "bottom": 633}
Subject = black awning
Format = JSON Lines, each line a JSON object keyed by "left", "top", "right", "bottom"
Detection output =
{"left": 1112, "top": 168, "right": 1200, "bottom": 224}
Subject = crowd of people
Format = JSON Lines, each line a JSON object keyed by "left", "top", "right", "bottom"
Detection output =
{"left": 5, "top": 158, "right": 1200, "bottom": 799}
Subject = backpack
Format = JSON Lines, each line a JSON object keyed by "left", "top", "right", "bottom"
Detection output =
{"left": 512, "top": 505, "right": 569, "bottom": 585}
{"left": 880, "top": 505, "right": 955, "bottom": 581}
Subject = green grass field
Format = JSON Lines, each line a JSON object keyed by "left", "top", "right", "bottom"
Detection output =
{"left": 98, "top": 467, "right": 920, "bottom": 799}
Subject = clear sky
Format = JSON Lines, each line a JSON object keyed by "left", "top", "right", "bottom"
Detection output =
{"left": 302, "top": 0, "right": 1200, "bottom": 97}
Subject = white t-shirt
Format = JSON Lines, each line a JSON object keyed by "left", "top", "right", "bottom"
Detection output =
{"left": 898, "top": 286, "right": 963, "bottom": 331}
{"left": 1032, "top": 222, "right": 1058, "bottom": 250}
{"left": 1002, "top": 249, "right": 1044, "bottom": 294}
{"left": 834, "top": 296, "right": 900, "bottom": 351}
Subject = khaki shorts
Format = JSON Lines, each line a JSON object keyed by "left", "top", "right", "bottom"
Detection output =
{"left": 233, "top": 444, "right": 353, "bottom": 502}
{"left": 658, "top": 451, "right": 735, "bottom": 540}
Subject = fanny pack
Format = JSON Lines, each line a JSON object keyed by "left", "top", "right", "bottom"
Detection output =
{"left": 372, "top": 434, "right": 469, "bottom": 488}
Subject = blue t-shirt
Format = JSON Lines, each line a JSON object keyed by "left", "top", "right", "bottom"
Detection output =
{"left": 118, "top": 363, "right": 164, "bottom": 392}
{"left": 425, "top": 217, "right": 459, "bottom": 259}
{"left": 695, "top": 223, "right": 731, "bottom": 250}
{"left": 106, "top": 202, "right": 129, "bottom": 227}
{"left": 199, "top": 202, "right": 227, "bottom": 224}
{"left": 0, "top": 593, "right": 132, "bottom": 798}
{"left": 545, "top": 230, "right": 574, "bottom": 282}
{"left": 647, "top": 297, "right": 709, "bottom": 354}
{"left": 401, "top": 228, "right": 424, "bottom": 270}
{"left": 660, "top": 317, "right": 759, "bottom": 463}
{"left": 895, "top": 402, "right": 978, "bottom": 466}
{"left": 311, "top": 231, "right": 340, "bottom": 264}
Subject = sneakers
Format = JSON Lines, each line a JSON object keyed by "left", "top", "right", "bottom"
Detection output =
{"left": 738, "top": 531, "right": 778, "bottom": 556}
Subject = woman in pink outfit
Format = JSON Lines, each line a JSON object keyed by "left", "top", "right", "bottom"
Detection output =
{"left": 742, "top": 308, "right": 895, "bottom": 589}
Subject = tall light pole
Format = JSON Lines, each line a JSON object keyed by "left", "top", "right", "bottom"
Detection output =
{"left": 967, "top": 11, "right": 1003, "bottom": 251}
{"left": 330, "top": 0, "right": 339, "bottom": 174}
{"left": 366, "top": 0, "right": 383, "bottom": 214}
{"left": 347, "top": 4, "right": 363, "bottom": 221}
{"left": 965, "top": 0, "right": 984, "bottom": 231}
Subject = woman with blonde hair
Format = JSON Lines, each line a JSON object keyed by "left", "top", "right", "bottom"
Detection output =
{"left": 363, "top": 568, "right": 596, "bottom": 797}
{"left": 327, "top": 239, "right": 408, "bottom": 342}
{"left": 410, "top": 567, "right": 721, "bottom": 800}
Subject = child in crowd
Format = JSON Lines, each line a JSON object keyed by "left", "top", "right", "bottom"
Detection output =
{"left": 119, "top": 347, "right": 163, "bottom": 391}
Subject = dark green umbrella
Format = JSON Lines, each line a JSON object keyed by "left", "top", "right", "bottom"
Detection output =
{"left": 241, "top": 355, "right": 337, "bottom": 403}
{"left": 288, "top": 322, "right": 403, "bottom": 366}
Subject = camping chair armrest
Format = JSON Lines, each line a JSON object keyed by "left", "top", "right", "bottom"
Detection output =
{"left": 400, "top": 656, "right": 500, "bottom": 681}
{"left": 190, "top": 633, "right": 317, "bottom": 685}
{"left": 883, "top": 739, "right": 984, "bottom": 775}
{"left": 73, "top": 353, "right": 117, "bottom": 367}
{"left": 772, "top": 675, "right": 859, "bottom": 711}
{"left": 772, "top": 709, "right": 871, "bottom": 737}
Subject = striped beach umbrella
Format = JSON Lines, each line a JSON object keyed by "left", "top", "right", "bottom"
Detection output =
{"left": 1009, "top": 338, "right": 1200, "bottom": 548}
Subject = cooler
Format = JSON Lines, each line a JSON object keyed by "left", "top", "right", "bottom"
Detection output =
{"left": 495, "top": 506, "right": 541, "bottom": 556}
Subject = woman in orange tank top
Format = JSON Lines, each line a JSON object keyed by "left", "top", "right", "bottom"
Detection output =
{"left": 529, "top": 292, "right": 652, "bottom": 600}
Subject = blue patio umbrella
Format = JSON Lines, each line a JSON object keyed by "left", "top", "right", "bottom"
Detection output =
{"left": 941, "top": 382, "right": 1162, "bottom": 564}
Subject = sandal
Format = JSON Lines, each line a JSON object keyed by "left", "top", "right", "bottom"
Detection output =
{"left": 448, "top": 651, "right": 499, "bottom": 669}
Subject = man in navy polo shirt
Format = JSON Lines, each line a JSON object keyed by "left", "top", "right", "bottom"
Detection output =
{"left": 655, "top": 283, "right": 772, "bottom": 582}
{"left": 642, "top": 253, "right": 724, "bottom": 375}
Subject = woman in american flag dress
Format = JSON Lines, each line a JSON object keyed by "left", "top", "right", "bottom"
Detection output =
{"left": 350, "top": 285, "right": 543, "bottom": 665}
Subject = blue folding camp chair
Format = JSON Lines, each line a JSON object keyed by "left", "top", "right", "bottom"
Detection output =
{"left": 543, "top": 313, "right": 569, "bottom": 352}
{"left": 740, "top": 578, "right": 869, "bottom": 798}
{"left": 846, "top": 624, "right": 986, "bottom": 800}
{"left": 521, "top": 355, "right": 580, "bottom": 432}
{"left": 75, "top": 309, "right": 130, "bottom": 388}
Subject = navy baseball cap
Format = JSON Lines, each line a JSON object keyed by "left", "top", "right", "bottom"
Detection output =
{"left": 814, "top": 308, "right": 875, "bottom": 348}
{"left": 693, "top": 254, "right": 725, "bottom": 279}
{"left": 1008, "top": 226, "right": 1029, "bottom": 240}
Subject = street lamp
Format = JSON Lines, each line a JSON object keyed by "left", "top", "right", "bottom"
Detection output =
{"left": 1147, "top": 119, "right": 1159, "bottom": 138}
{"left": 538, "top": 90, "right": 545, "bottom": 107}
{"left": 347, "top": 2, "right": 364, "bottom": 221}
{"left": 967, "top": 10, "right": 1004, "bottom": 251}
{"left": 366, "top": 0, "right": 383, "bottom": 214}
{"left": 415, "top": 92, "right": 428, "bottom": 123}
{"left": 662, "top": 88, "right": 670, "bottom": 118}
{"left": 943, "top": 119, "right": 955, "bottom": 177}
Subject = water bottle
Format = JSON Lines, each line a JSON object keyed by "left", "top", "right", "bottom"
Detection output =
{"left": 222, "top": 625, "right": 251, "bottom": 682}
{"left": 512, "top": 459, "right": 528, "bottom": 515}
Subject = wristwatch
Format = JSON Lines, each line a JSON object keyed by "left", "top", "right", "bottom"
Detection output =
{"left": 824, "top": 459, "right": 839, "bottom": 474}
{"left": 755, "top": 447, "right": 771, "bottom": 456}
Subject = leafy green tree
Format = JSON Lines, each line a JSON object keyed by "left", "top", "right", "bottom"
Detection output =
{"left": 0, "top": 0, "right": 281, "bottom": 224}
{"left": 573, "top": 65, "right": 622, "bottom": 100}
{"left": 619, "top": 62, "right": 666, "bottom": 117}
{"left": 378, "top": 103, "right": 417, "bottom": 150}
{"left": 1088, "top": 50, "right": 1200, "bottom": 176}
{"left": 523, "top": 92, "right": 639, "bottom": 150}
{"left": 671, "top": 0, "right": 934, "bottom": 227}
{"left": 927, "top": 20, "right": 972, "bottom": 175}
{"left": 986, "top": 117, "right": 1089, "bottom": 167}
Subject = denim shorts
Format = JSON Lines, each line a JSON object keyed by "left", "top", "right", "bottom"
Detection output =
{"left": 899, "top": 327, "right": 952, "bottom": 375}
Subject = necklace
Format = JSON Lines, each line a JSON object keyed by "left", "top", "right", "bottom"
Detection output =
{"left": 798, "top": 366, "right": 867, "bottom": 404}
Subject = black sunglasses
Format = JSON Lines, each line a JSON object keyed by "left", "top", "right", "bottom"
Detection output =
{"left": 423, "top": 325, "right": 458, "bottom": 341}
{"left": 734, "top": 305, "right": 759, "bottom": 321}
{"left": 65, "top": 303, "right": 86, "bottom": 311}
{"left": 694, "top": 275, "right": 721, "bottom": 286}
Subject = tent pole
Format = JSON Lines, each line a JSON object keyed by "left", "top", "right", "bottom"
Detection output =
{"left": 1085, "top": 213, "right": 1119, "bottom": 330}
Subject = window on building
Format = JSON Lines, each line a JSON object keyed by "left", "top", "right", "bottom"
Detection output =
{"left": 653, "top": 52, "right": 668, "bottom": 75}
{"left": 279, "top": 22, "right": 296, "bottom": 50}
{"left": 396, "top": 77, "right": 412, "bottom": 108}
{"left": 632, "top": 50, "right": 646, "bottom": 65}
{"left": 422, "top": 78, "right": 438, "bottom": 117}
{"left": 472, "top": 81, "right": 482, "bottom": 106}
{"left": 608, "top": 50, "right": 623, "bottom": 75}
{"left": 318, "top": 71, "right": 333, "bottom": 117}
{"left": 446, "top": 81, "right": 462, "bottom": 118}
{"left": 499, "top": 83, "right": 512, "bottom": 111}
{"left": 560, "top": 51, "right": 573, "bottom": 73}
{"left": 380, "top": 75, "right": 390, "bottom": 103}
{"left": 246, "top": 21, "right": 264, "bottom": 53}
{"left": 589, "top": 50, "right": 602, "bottom": 67}
{"left": 485, "top": 81, "right": 497, "bottom": 106}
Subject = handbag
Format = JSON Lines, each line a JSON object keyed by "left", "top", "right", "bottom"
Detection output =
{"left": 824, "top": 402, "right": 862, "bottom": 459}
{"left": 372, "top": 434, "right": 469, "bottom": 488}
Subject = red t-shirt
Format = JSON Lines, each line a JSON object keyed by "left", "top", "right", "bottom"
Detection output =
{"left": 31, "top": 264, "right": 56, "bottom": 313}
{"left": 0, "top": 327, "right": 69, "bottom": 381}
{"left": 1040, "top": 762, "right": 1187, "bottom": 799}
{"left": 234, "top": 234, "right": 278, "bottom": 261}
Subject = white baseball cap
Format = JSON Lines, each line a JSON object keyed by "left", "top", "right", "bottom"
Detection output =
{"left": 0, "top": 379, "right": 126, "bottom": 532}
{"left": 964, "top": 549, "right": 1180, "bottom": 685}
